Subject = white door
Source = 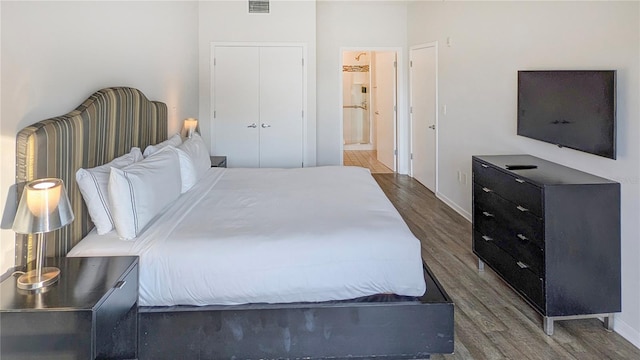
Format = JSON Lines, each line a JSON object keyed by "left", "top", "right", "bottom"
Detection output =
{"left": 213, "top": 46, "right": 260, "bottom": 167}
{"left": 213, "top": 45, "right": 304, "bottom": 168}
{"left": 410, "top": 44, "right": 437, "bottom": 191}
{"left": 374, "top": 51, "right": 397, "bottom": 171}
{"left": 259, "top": 46, "right": 304, "bottom": 168}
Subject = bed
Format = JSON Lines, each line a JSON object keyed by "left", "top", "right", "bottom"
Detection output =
{"left": 15, "top": 87, "right": 454, "bottom": 359}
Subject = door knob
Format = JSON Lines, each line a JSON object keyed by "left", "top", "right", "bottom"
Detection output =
{"left": 247, "top": 123, "right": 257, "bottom": 128}
{"left": 428, "top": 125, "right": 436, "bottom": 130}
{"left": 261, "top": 123, "right": 271, "bottom": 128}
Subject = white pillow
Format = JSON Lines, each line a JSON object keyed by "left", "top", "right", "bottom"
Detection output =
{"left": 173, "top": 147, "right": 198, "bottom": 193}
{"left": 108, "top": 147, "right": 182, "bottom": 240}
{"left": 75, "top": 147, "right": 143, "bottom": 235}
{"left": 180, "top": 133, "right": 211, "bottom": 181}
{"left": 143, "top": 133, "right": 182, "bottom": 157}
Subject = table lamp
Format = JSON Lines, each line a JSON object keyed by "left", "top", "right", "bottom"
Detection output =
{"left": 12, "top": 178, "right": 74, "bottom": 290}
{"left": 183, "top": 118, "right": 198, "bottom": 138}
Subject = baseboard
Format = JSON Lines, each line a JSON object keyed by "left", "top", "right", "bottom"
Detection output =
{"left": 435, "top": 192, "right": 471, "bottom": 222}
{"left": 614, "top": 317, "right": 640, "bottom": 350}
{"left": 344, "top": 143, "right": 374, "bottom": 151}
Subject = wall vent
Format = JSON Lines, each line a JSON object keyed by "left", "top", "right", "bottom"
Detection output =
{"left": 249, "top": 0, "right": 270, "bottom": 14}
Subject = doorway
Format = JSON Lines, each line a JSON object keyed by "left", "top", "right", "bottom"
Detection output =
{"left": 341, "top": 50, "right": 397, "bottom": 173}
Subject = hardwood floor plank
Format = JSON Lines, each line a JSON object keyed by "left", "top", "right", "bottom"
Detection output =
{"left": 373, "top": 173, "right": 640, "bottom": 360}
{"left": 343, "top": 150, "right": 393, "bottom": 173}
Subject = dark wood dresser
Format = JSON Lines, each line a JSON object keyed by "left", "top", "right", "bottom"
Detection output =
{"left": 472, "top": 155, "right": 620, "bottom": 335}
{"left": 0, "top": 256, "right": 139, "bottom": 359}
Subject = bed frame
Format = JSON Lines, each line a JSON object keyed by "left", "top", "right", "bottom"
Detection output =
{"left": 15, "top": 87, "right": 454, "bottom": 359}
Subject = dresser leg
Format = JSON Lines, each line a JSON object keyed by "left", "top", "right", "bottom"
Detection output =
{"left": 604, "top": 314, "right": 614, "bottom": 332}
{"left": 544, "top": 317, "right": 554, "bottom": 335}
{"left": 478, "top": 259, "right": 485, "bottom": 272}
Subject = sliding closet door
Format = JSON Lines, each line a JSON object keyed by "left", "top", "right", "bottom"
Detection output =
{"left": 214, "top": 46, "right": 260, "bottom": 167}
{"left": 259, "top": 47, "right": 304, "bottom": 168}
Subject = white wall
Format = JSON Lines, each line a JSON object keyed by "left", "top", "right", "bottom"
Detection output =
{"left": 0, "top": 1, "right": 199, "bottom": 276}
{"left": 316, "top": 0, "right": 408, "bottom": 172}
{"left": 198, "top": 0, "right": 317, "bottom": 166}
{"left": 408, "top": 0, "right": 640, "bottom": 347}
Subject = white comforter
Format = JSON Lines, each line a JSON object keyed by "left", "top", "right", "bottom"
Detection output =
{"left": 68, "top": 166, "right": 426, "bottom": 306}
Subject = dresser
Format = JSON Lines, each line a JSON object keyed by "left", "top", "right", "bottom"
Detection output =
{"left": 0, "top": 256, "right": 139, "bottom": 359}
{"left": 472, "top": 155, "right": 620, "bottom": 335}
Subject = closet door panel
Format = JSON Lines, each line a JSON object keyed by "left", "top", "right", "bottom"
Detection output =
{"left": 214, "top": 46, "right": 260, "bottom": 168}
{"left": 259, "top": 46, "right": 304, "bottom": 168}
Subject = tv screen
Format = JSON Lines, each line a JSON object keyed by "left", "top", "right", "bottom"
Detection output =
{"left": 517, "top": 70, "right": 616, "bottom": 159}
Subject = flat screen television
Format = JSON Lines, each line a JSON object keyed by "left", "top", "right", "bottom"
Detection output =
{"left": 517, "top": 70, "right": 616, "bottom": 159}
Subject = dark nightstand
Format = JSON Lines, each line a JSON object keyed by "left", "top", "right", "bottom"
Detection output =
{"left": 210, "top": 155, "right": 227, "bottom": 168}
{"left": 0, "top": 256, "right": 139, "bottom": 360}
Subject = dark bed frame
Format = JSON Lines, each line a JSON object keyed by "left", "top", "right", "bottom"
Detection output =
{"left": 15, "top": 87, "right": 454, "bottom": 359}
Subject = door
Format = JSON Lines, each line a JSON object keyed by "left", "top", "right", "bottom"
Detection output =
{"left": 410, "top": 44, "right": 437, "bottom": 191}
{"left": 213, "top": 45, "right": 304, "bottom": 168}
{"left": 213, "top": 46, "right": 260, "bottom": 167}
{"left": 374, "top": 52, "right": 397, "bottom": 171}
{"left": 259, "top": 46, "right": 304, "bottom": 168}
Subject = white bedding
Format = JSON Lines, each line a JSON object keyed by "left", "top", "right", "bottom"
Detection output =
{"left": 68, "top": 166, "right": 426, "bottom": 306}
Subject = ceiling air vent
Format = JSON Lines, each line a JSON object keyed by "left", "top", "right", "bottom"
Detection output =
{"left": 249, "top": 0, "right": 269, "bottom": 14}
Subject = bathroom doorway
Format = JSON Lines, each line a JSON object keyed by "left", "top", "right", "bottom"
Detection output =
{"left": 341, "top": 50, "right": 397, "bottom": 173}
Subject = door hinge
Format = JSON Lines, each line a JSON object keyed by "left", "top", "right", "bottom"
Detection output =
{"left": 410, "top": 60, "right": 413, "bottom": 67}
{"left": 213, "top": 110, "right": 216, "bottom": 118}
{"left": 302, "top": 162, "right": 304, "bottom": 167}
{"left": 394, "top": 149, "right": 398, "bottom": 156}
{"left": 393, "top": 61, "right": 397, "bottom": 68}
{"left": 411, "top": 153, "right": 414, "bottom": 160}
{"left": 410, "top": 106, "right": 413, "bottom": 114}
{"left": 394, "top": 105, "right": 397, "bottom": 112}
{"left": 213, "top": 58, "right": 216, "bottom": 66}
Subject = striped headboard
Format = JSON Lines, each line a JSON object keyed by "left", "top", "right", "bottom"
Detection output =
{"left": 15, "top": 87, "right": 168, "bottom": 266}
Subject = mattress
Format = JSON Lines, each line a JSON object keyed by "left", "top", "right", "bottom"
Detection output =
{"left": 68, "top": 166, "right": 426, "bottom": 306}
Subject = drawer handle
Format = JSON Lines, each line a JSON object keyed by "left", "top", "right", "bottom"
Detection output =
{"left": 517, "top": 234, "right": 528, "bottom": 241}
{"left": 516, "top": 261, "right": 529, "bottom": 269}
{"left": 114, "top": 280, "right": 127, "bottom": 289}
{"left": 481, "top": 164, "right": 489, "bottom": 168}
{"left": 482, "top": 235, "right": 493, "bottom": 242}
{"left": 515, "top": 178, "right": 525, "bottom": 183}
{"left": 516, "top": 205, "right": 529, "bottom": 212}
{"left": 482, "top": 187, "right": 492, "bottom": 193}
{"left": 482, "top": 211, "right": 495, "bottom": 217}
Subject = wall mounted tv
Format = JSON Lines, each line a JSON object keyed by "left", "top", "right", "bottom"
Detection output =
{"left": 517, "top": 70, "right": 616, "bottom": 159}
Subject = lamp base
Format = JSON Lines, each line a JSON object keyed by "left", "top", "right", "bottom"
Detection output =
{"left": 17, "top": 267, "right": 60, "bottom": 290}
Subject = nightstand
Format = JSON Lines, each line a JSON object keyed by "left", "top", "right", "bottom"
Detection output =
{"left": 0, "top": 256, "right": 139, "bottom": 360}
{"left": 211, "top": 155, "right": 227, "bottom": 168}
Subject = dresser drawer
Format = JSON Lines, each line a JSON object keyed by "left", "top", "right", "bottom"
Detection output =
{"left": 473, "top": 160, "right": 543, "bottom": 217}
{"left": 473, "top": 185, "right": 544, "bottom": 275}
{"left": 473, "top": 184, "right": 544, "bottom": 249}
{"left": 474, "top": 231, "right": 544, "bottom": 311}
{"left": 473, "top": 222, "right": 544, "bottom": 276}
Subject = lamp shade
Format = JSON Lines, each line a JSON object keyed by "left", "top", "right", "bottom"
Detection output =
{"left": 183, "top": 118, "right": 198, "bottom": 138}
{"left": 12, "top": 178, "right": 74, "bottom": 234}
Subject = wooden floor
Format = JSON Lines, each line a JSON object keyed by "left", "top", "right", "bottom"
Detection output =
{"left": 343, "top": 150, "right": 393, "bottom": 173}
{"left": 373, "top": 173, "right": 640, "bottom": 360}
